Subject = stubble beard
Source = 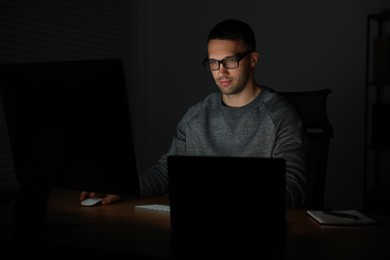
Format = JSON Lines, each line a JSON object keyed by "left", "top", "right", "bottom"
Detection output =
{"left": 217, "top": 77, "right": 246, "bottom": 96}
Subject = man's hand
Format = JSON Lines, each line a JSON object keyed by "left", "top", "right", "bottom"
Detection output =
{"left": 80, "top": 191, "right": 121, "bottom": 205}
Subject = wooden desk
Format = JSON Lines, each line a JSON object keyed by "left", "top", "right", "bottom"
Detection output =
{"left": 1, "top": 188, "right": 389, "bottom": 259}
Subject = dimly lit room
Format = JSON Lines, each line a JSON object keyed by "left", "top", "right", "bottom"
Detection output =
{"left": 0, "top": 0, "right": 389, "bottom": 259}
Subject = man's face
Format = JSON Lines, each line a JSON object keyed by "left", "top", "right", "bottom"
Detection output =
{"left": 207, "top": 39, "right": 254, "bottom": 96}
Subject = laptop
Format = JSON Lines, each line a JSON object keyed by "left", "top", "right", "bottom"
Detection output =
{"left": 167, "top": 155, "right": 286, "bottom": 238}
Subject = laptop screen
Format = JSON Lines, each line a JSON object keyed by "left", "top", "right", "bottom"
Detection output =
{"left": 168, "top": 155, "right": 286, "bottom": 237}
{"left": 0, "top": 59, "right": 140, "bottom": 197}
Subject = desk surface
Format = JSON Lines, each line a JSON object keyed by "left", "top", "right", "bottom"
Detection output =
{"left": 1, "top": 188, "right": 389, "bottom": 259}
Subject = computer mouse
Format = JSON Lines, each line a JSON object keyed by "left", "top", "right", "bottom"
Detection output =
{"left": 80, "top": 197, "right": 103, "bottom": 207}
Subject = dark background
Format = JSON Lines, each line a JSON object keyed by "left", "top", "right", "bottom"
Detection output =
{"left": 1, "top": 0, "right": 390, "bottom": 211}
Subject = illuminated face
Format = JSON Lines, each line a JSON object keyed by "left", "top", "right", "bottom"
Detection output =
{"left": 207, "top": 39, "right": 254, "bottom": 96}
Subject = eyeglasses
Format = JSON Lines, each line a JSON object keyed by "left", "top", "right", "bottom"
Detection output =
{"left": 202, "top": 50, "right": 253, "bottom": 71}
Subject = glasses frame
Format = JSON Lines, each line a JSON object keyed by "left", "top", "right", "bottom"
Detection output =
{"left": 202, "top": 49, "right": 253, "bottom": 71}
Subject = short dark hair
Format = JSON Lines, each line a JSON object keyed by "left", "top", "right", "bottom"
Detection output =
{"left": 207, "top": 19, "right": 256, "bottom": 51}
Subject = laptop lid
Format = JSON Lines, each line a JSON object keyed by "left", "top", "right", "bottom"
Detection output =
{"left": 167, "top": 155, "right": 286, "bottom": 237}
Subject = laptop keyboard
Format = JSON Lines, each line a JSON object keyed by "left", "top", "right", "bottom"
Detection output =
{"left": 134, "top": 204, "right": 170, "bottom": 213}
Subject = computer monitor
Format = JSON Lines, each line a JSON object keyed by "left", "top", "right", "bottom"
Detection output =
{"left": 0, "top": 59, "right": 140, "bottom": 198}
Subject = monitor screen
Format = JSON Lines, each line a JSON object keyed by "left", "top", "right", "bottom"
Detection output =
{"left": 0, "top": 59, "right": 140, "bottom": 197}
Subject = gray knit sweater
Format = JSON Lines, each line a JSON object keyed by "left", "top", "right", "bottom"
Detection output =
{"left": 140, "top": 86, "right": 308, "bottom": 208}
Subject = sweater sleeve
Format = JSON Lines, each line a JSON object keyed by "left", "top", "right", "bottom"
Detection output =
{"left": 139, "top": 154, "right": 169, "bottom": 197}
{"left": 139, "top": 110, "right": 189, "bottom": 198}
{"left": 271, "top": 98, "right": 308, "bottom": 208}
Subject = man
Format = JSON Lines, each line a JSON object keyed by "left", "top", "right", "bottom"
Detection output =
{"left": 81, "top": 19, "right": 308, "bottom": 208}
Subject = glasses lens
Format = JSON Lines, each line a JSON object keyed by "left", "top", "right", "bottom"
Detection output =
{"left": 208, "top": 60, "right": 220, "bottom": 71}
{"left": 222, "top": 57, "right": 239, "bottom": 69}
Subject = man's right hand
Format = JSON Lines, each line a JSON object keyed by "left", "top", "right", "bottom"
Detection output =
{"left": 80, "top": 191, "right": 121, "bottom": 206}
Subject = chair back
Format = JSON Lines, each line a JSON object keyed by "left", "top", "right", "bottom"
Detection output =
{"left": 279, "top": 89, "right": 333, "bottom": 210}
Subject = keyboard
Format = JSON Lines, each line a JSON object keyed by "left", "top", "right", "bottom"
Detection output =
{"left": 134, "top": 204, "right": 170, "bottom": 213}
